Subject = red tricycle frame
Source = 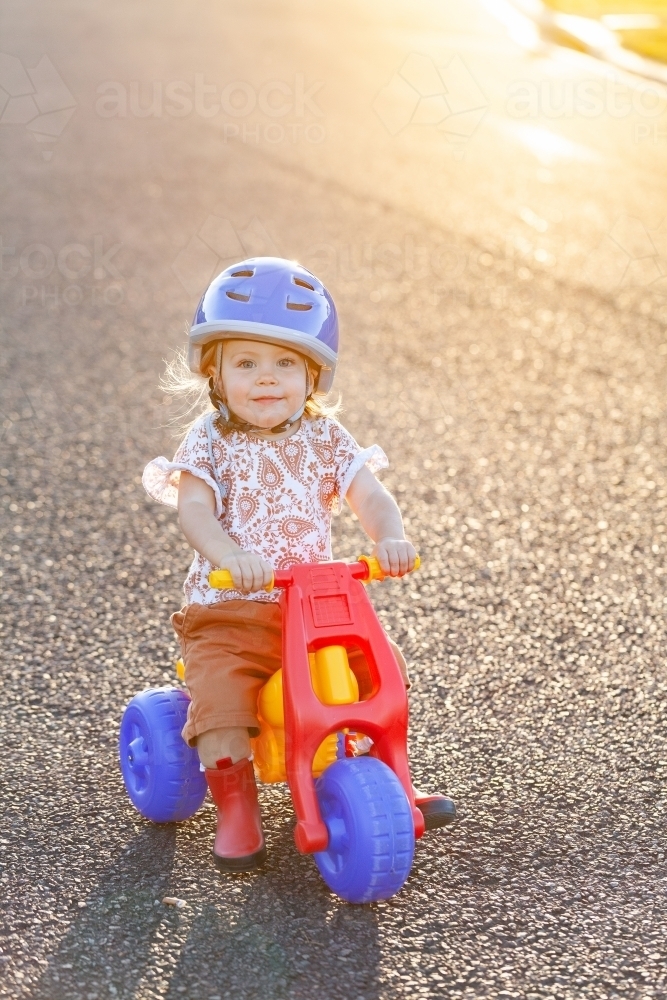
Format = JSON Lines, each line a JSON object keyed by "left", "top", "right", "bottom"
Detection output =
{"left": 271, "top": 559, "right": 425, "bottom": 854}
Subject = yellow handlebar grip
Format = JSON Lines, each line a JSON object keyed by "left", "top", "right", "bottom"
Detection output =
{"left": 358, "top": 555, "right": 385, "bottom": 581}
{"left": 208, "top": 569, "right": 274, "bottom": 592}
{"left": 358, "top": 553, "right": 420, "bottom": 582}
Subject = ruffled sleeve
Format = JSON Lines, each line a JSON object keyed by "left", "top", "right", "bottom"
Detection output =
{"left": 328, "top": 419, "right": 388, "bottom": 514}
{"left": 142, "top": 413, "right": 226, "bottom": 519}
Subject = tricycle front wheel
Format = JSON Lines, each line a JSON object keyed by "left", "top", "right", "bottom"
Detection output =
{"left": 313, "top": 757, "right": 415, "bottom": 903}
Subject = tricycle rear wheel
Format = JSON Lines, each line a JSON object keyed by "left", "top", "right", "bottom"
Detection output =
{"left": 119, "top": 687, "right": 207, "bottom": 823}
{"left": 313, "top": 756, "right": 415, "bottom": 903}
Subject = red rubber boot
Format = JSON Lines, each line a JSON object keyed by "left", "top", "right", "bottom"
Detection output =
{"left": 205, "top": 758, "right": 267, "bottom": 872}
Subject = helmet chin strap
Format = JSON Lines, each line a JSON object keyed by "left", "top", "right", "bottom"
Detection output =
{"left": 208, "top": 344, "right": 315, "bottom": 436}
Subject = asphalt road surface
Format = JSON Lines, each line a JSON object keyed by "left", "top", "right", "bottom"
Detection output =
{"left": 1, "top": 1, "right": 667, "bottom": 998}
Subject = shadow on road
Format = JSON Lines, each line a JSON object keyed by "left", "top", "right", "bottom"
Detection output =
{"left": 28, "top": 825, "right": 177, "bottom": 1000}
{"left": 158, "top": 813, "right": 384, "bottom": 1000}
{"left": 27, "top": 813, "right": 384, "bottom": 1000}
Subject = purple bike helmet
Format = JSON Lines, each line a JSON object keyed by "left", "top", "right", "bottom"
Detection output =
{"left": 188, "top": 257, "right": 339, "bottom": 393}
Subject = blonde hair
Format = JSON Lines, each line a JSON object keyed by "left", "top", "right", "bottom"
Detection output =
{"left": 161, "top": 339, "right": 341, "bottom": 437}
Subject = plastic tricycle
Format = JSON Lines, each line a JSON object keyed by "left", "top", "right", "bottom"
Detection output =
{"left": 119, "top": 555, "right": 450, "bottom": 903}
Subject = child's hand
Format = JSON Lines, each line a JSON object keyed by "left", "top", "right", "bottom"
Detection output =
{"left": 371, "top": 538, "right": 417, "bottom": 577}
{"left": 222, "top": 552, "right": 274, "bottom": 592}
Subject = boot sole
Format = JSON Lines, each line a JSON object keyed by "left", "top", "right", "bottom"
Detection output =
{"left": 213, "top": 845, "right": 267, "bottom": 873}
{"left": 417, "top": 800, "right": 457, "bottom": 831}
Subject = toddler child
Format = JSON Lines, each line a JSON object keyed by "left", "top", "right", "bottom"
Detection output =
{"left": 143, "top": 257, "right": 455, "bottom": 871}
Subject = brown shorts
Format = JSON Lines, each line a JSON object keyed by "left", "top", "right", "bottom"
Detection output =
{"left": 171, "top": 599, "right": 410, "bottom": 747}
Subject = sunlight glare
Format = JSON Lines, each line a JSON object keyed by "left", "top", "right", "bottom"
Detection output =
{"left": 501, "top": 122, "right": 601, "bottom": 164}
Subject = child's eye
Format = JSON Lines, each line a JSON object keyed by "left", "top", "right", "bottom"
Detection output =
{"left": 277, "top": 358, "right": 295, "bottom": 367}
{"left": 238, "top": 360, "right": 255, "bottom": 369}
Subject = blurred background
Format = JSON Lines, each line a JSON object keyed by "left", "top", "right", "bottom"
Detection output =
{"left": 1, "top": 1, "right": 666, "bottom": 999}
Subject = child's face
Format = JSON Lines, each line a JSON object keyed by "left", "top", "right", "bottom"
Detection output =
{"left": 217, "top": 339, "right": 309, "bottom": 429}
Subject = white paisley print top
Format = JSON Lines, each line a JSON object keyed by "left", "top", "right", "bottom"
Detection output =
{"left": 142, "top": 413, "right": 388, "bottom": 605}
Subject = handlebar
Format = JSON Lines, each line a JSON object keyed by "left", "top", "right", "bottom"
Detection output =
{"left": 208, "top": 554, "right": 420, "bottom": 592}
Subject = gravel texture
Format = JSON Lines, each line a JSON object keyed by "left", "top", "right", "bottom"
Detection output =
{"left": 1, "top": 0, "right": 667, "bottom": 998}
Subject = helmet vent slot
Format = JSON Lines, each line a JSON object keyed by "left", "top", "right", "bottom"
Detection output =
{"left": 293, "top": 277, "right": 315, "bottom": 291}
{"left": 231, "top": 269, "right": 254, "bottom": 277}
{"left": 226, "top": 290, "right": 250, "bottom": 302}
{"left": 286, "top": 299, "right": 312, "bottom": 311}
